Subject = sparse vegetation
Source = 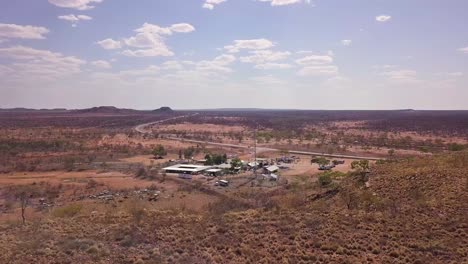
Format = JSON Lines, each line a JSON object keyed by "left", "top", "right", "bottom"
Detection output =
{"left": 318, "top": 173, "right": 332, "bottom": 186}
{"left": 152, "top": 144, "right": 167, "bottom": 157}
{"left": 52, "top": 204, "right": 83, "bottom": 218}
{"left": 0, "top": 109, "right": 466, "bottom": 263}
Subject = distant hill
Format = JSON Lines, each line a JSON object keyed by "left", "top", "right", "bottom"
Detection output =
{"left": 0, "top": 108, "right": 68, "bottom": 113}
{"left": 74, "top": 106, "right": 138, "bottom": 114}
{"left": 153, "top": 106, "right": 173, "bottom": 113}
{"left": 0, "top": 106, "right": 178, "bottom": 115}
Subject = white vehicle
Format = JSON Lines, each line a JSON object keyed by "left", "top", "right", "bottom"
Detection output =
{"left": 219, "top": 180, "right": 229, "bottom": 187}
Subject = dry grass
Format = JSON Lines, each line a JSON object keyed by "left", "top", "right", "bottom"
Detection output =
{"left": 0, "top": 139, "right": 466, "bottom": 263}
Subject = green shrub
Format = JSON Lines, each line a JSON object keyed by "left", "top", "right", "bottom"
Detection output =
{"left": 311, "top": 157, "right": 330, "bottom": 165}
{"left": 448, "top": 143, "right": 465, "bottom": 152}
{"left": 52, "top": 204, "right": 83, "bottom": 218}
{"left": 318, "top": 174, "right": 332, "bottom": 186}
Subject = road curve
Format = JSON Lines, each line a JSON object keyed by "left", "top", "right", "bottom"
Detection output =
{"left": 134, "top": 113, "right": 198, "bottom": 133}
{"left": 134, "top": 115, "right": 384, "bottom": 161}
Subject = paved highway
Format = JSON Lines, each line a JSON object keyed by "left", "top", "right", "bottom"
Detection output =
{"left": 134, "top": 113, "right": 198, "bottom": 133}
{"left": 165, "top": 137, "right": 383, "bottom": 161}
{"left": 135, "top": 115, "right": 384, "bottom": 161}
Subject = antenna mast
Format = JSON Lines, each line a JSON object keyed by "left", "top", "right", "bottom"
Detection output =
{"left": 254, "top": 124, "right": 257, "bottom": 178}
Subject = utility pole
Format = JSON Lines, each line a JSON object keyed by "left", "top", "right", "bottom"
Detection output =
{"left": 254, "top": 124, "right": 257, "bottom": 178}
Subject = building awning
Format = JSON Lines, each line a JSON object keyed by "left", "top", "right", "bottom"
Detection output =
{"left": 206, "top": 169, "right": 222, "bottom": 173}
{"left": 163, "top": 164, "right": 212, "bottom": 173}
{"left": 215, "top": 163, "right": 232, "bottom": 169}
{"left": 266, "top": 165, "right": 279, "bottom": 172}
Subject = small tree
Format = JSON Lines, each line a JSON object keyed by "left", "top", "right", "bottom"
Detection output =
{"left": 19, "top": 192, "right": 29, "bottom": 224}
{"left": 152, "top": 145, "right": 167, "bottom": 157}
{"left": 312, "top": 157, "right": 330, "bottom": 166}
{"left": 184, "top": 147, "right": 196, "bottom": 159}
{"left": 448, "top": 143, "right": 465, "bottom": 152}
{"left": 12, "top": 185, "right": 39, "bottom": 224}
{"left": 351, "top": 160, "right": 370, "bottom": 171}
{"left": 340, "top": 186, "right": 359, "bottom": 210}
{"left": 351, "top": 160, "right": 370, "bottom": 185}
{"left": 213, "top": 154, "right": 224, "bottom": 165}
{"left": 205, "top": 153, "right": 227, "bottom": 165}
{"left": 318, "top": 173, "right": 332, "bottom": 187}
{"left": 64, "top": 157, "right": 76, "bottom": 171}
{"left": 230, "top": 158, "right": 242, "bottom": 170}
{"left": 205, "top": 154, "right": 213, "bottom": 165}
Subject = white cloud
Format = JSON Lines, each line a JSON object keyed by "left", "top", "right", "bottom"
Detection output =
{"left": 381, "top": 70, "right": 416, "bottom": 79}
{"left": 257, "top": 0, "right": 311, "bottom": 6}
{"left": 77, "top": 15, "right": 92, "bottom": 20}
{"left": 202, "top": 0, "right": 226, "bottom": 10}
{"left": 107, "top": 55, "right": 236, "bottom": 85}
{"left": 255, "top": 63, "right": 293, "bottom": 70}
{"left": 97, "top": 38, "right": 122, "bottom": 50}
{"left": 122, "top": 27, "right": 174, "bottom": 57}
{"left": 224, "top": 39, "right": 275, "bottom": 53}
{"left": 0, "top": 65, "right": 14, "bottom": 77}
{"left": 58, "top": 14, "right": 92, "bottom": 26}
{"left": 203, "top": 4, "right": 214, "bottom": 10}
{"left": 161, "top": 61, "right": 184, "bottom": 71}
{"left": 119, "top": 65, "right": 159, "bottom": 78}
{"left": 0, "top": 46, "right": 85, "bottom": 82}
{"left": 437, "top": 72, "right": 463, "bottom": 77}
{"left": 297, "top": 50, "right": 333, "bottom": 55}
{"left": 321, "top": 76, "right": 352, "bottom": 89}
{"left": 98, "top": 23, "right": 195, "bottom": 57}
{"left": 296, "top": 52, "right": 337, "bottom": 76}
{"left": 458, "top": 47, "right": 468, "bottom": 54}
{"left": 373, "top": 64, "right": 398, "bottom": 70}
{"left": 296, "top": 55, "right": 333, "bottom": 65}
{"left": 196, "top": 54, "right": 236, "bottom": 73}
{"left": 58, "top": 14, "right": 93, "bottom": 21}
{"left": 48, "top": 0, "right": 103, "bottom": 10}
{"left": 250, "top": 75, "right": 284, "bottom": 84}
{"left": 240, "top": 50, "right": 291, "bottom": 70}
{"left": 91, "top": 60, "right": 111, "bottom": 69}
{"left": 446, "top": 72, "right": 463, "bottom": 77}
{"left": 297, "top": 65, "right": 338, "bottom": 76}
{"left": 0, "top": 24, "right": 49, "bottom": 41}
{"left": 341, "top": 39, "right": 352, "bottom": 46}
{"left": 169, "top": 23, "right": 196, "bottom": 33}
{"left": 122, "top": 48, "right": 173, "bottom": 57}
{"left": 203, "top": 0, "right": 310, "bottom": 9}
{"left": 376, "top": 15, "right": 392, "bottom": 22}
{"left": 240, "top": 50, "right": 290, "bottom": 64}
{"left": 296, "top": 50, "right": 314, "bottom": 54}
{"left": 380, "top": 69, "right": 418, "bottom": 81}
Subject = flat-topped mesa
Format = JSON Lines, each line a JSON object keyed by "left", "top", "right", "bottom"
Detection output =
{"left": 75, "top": 106, "right": 136, "bottom": 114}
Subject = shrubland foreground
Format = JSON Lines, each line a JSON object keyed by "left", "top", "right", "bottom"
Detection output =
{"left": 0, "top": 151, "right": 466, "bottom": 264}
{"left": 0, "top": 109, "right": 467, "bottom": 263}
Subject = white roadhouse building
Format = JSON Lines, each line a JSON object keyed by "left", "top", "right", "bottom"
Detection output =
{"left": 162, "top": 164, "right": 212, "bottom": 175}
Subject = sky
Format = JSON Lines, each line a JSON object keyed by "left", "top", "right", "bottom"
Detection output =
{"left": 0, "top": 0, "right": 467, "bottom": 110}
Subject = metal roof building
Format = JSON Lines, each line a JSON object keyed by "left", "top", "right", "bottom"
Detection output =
{"left": 162, "top": 164, "right": 212, "bottom": 174}
{"left": 265, "top": 165, "right": 279, "bottom": 173}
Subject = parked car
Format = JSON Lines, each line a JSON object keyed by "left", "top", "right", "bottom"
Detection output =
{"left": 217, "top": 180, "right": 229, "bottom": 187}
{"left": 319, "top": 165, "right": 334, "bottom": 171}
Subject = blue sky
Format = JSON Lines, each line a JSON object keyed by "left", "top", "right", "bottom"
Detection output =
{"left": 0, "top": 0, "right": 467, "bottom": 109}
